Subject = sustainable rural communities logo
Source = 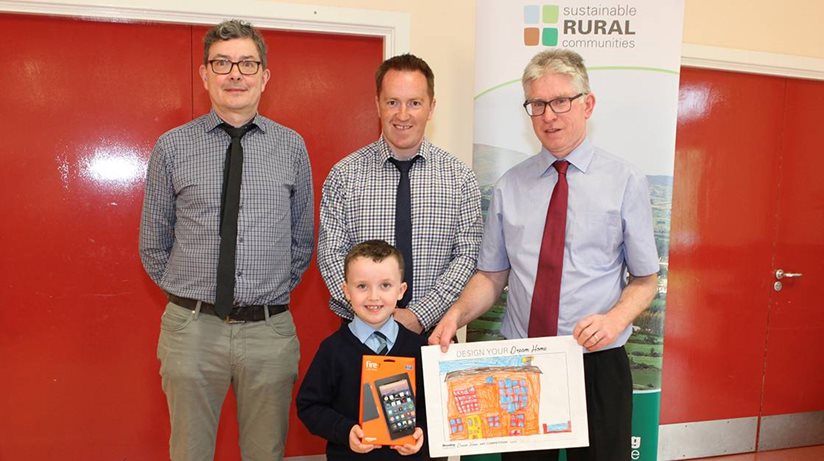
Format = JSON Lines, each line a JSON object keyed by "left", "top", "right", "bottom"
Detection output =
{"left": 523, "top": 4, "right": 639, "bottom": 49}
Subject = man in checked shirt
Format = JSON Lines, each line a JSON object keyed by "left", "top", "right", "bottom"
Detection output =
{"left": 318, "top": 54, "right": 482, "bottom": 336}
{"left": 139, "top": 20, "right": 313, "bottom": 461}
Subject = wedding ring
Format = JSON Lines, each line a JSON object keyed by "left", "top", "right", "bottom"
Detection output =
{"left": 593, "top": 333, "right": 600, "bottom": 342}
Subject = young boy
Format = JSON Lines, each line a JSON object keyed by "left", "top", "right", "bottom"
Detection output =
{"left": 297, "top": 240, "right": 428, "bottom": 460}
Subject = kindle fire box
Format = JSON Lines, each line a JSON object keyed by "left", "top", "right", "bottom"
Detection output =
{"left": 359, "top": 355, "right": 417, "bottom": 446}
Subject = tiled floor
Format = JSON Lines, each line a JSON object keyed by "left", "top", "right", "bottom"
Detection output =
{"left": 695, "top": 445, "right": 824, "bottom": 460}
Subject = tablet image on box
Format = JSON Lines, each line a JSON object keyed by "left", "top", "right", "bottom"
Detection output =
{"left": 360, "top": 355, "right": 417, "bottom": 446}
{"left": 375, "top": 373, "right": 416, "bottom": 439}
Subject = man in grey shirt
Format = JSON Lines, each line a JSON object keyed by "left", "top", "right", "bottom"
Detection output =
{"left": 139, "top": 20, "right": 313, "bottom": 461}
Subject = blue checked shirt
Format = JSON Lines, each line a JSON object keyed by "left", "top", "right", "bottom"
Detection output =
{"left": 318, "top": 137, "right": 483, "bottom": 330}
{"left": 139, "top": 111, "right": 314, "bottom": 306}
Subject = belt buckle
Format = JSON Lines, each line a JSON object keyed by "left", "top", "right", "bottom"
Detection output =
{"left": 224, "top": 305, "right": 246, "bottom": 324}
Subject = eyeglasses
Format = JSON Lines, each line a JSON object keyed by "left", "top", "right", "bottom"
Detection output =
{"left": 207, "top": 59, "right": 262, "bottom": 75}
{"left": 523, "top": 93, "right": 585, "bottom": 116}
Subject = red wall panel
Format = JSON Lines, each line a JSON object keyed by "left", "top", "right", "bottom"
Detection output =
{"left": 1, "top": 14, "right": 381, "bottom": 460}
{"left": 1, "top": 14, "right": 192, "bottom": 459}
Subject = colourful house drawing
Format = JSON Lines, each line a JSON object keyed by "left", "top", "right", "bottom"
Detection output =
{"left": 444, "top": 365, "right": 542, "bottom": 440}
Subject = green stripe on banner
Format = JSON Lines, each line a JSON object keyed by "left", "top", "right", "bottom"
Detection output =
{"left": 461, "top": 454, "right": 501, "bottom": 461}
{"left": 632, "top": 390, "right": 661, "bottom": 461}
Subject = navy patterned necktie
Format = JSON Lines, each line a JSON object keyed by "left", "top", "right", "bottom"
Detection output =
{"left": 388, "top": 156, "right": 419, "bottom": 307}
{"left": 373, "top": 331, "right": 389, "bottom": 355}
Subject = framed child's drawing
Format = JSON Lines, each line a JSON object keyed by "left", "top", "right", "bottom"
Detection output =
{"left": 421, "top": 336, "right": 588, "bottom": 457}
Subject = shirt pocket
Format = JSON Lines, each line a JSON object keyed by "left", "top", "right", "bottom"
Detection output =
{"left": 568, "top": 210, "right": 622, "bottom": 268}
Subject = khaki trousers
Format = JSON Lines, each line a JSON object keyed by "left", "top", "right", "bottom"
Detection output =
{"left": 157, "top": 301, "right": 300, "bottom": 461}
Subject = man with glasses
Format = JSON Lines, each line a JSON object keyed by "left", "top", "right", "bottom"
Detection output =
{"left": 429, "top": 49, "right": 659, "bottom": 461}
{"left": 139, "top": 19, "right": 313, "bottom": 461}
{"left": 318, "top": 54, "right": 482, "bottom": 338}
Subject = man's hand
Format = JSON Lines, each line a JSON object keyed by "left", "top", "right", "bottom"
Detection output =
{"left": 428, "top": 308, "right": 460, "bottom": 352}
{"left": 392, "top": 427, "right": 424, "bottom": 456}
{"left": 348, "top": 424, "right": 376, "bottom": 454}
{"left": 573, "top": 313, "right": 624, "bottom": 352}
{"left": 394, "top": 308, "right": 423, "bottom": 334}
{"left": 573, "top": 273, "right": 658, "bottom": 351}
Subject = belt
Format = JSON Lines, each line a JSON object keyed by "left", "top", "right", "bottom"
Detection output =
{"left": 168, "top": 294, "right": 287, "bottom": 323}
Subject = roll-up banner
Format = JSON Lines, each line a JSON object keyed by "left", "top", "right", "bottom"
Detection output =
{"left": 468, "top": 2, "right": 684, "bottom": 460}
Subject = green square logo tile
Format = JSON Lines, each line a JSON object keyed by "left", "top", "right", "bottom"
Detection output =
{"left": 543, "top": 5, "right": 559, "bottom": 24}
{"left": 542, "top": 28, "right": 558, "bottom": 46}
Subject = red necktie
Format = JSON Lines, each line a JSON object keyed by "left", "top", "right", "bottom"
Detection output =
{"left": 528, "top": 160, "right": 569, "bottom": 337}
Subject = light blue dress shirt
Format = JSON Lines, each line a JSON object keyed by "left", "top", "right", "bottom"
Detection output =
{"left": 478, "top": 139, "right": 659, "bottom": 348}
{"left": 349, "top": 315, "right": 399, "bottom": 354}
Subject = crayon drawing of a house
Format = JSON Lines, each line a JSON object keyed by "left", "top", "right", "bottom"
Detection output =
{"left": 444, "top": 364, "right": 542, "bottom": 440}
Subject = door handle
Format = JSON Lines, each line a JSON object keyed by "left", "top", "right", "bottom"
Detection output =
{"left": 775, "top": 269, "right": 803, "bottom": 280}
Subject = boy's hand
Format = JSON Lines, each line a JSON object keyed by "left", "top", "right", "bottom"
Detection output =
{"left": 348, "top": 424, "right": 376, "bottom": 454}
{"left": 392, "top": 427, "right": 424, "bottom": 456}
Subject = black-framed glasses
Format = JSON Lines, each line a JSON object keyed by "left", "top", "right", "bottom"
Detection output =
{"left": 208, "top": 59, "right": 262, "bottom": 75}
{"left": 523, "top": 93, "right": 585, "bottom": 116}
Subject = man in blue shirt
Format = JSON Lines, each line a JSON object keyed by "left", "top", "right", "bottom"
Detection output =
{"left": 429, "top": 49, "right": 659, "bottom": 461}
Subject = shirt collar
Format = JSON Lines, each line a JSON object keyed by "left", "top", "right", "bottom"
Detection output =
{"left": 205, "top": 110, "right": 264, "bottom": 134}
{"left": 537, "top": 138, "right": 594, "bottom": 177}
{"left": 378, "top": 136, "right": 430, "bottom": 164}
{"left": 349, "top": 314, "right": 399, "bottom": 344}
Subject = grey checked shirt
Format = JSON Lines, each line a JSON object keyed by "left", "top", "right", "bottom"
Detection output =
{"left": 318, "top": 137, "right": 482, "bottom": 330}
{"left": 139, "top": 110, "right": 314, "bottom": 306}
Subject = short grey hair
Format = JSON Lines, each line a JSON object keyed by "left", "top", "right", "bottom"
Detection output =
{"left": 203, "top": 19, "right": 268, "bottom": 68}
{"left": 522, "top": 49, "right": 590, "bottom": 97}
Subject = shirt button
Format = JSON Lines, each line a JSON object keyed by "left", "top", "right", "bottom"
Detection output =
{"left": 239, "top": 237, "right": 244, "bottom": 243}
{"left": 237, "top": 271, "right": 243, "bottom": 277}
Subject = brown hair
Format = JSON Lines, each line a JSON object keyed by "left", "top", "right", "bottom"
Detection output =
{"left": 203, "top": 19, "right": 268, "bottom": 68}
{"left": 344, "top": 240, "right": 405, "bottom": 281}
{"left": 375, "top": 53, "right": 435, "bottom": 98}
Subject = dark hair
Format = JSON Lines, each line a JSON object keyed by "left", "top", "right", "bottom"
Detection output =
{"left": 203, "top": 19, "right": 268, "bottom": 68}
{"left": 344, "top": 240, "right": 405, "bottom": 281}
{"left": 375, "top": 53, "right": 435, "bottom": 98}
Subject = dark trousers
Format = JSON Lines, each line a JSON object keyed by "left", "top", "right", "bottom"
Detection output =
{"left": 501, "top": 346, "right": 633, "bottom": 461}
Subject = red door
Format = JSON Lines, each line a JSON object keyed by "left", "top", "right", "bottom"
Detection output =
{"left": 661, "top": 68, "right": 824, "bottom": 456}
{"left": 0, "top": 13, "right": 381, "bottom": 460}
{"left": 758, "top": 77, "right": 824, "bottom": 449}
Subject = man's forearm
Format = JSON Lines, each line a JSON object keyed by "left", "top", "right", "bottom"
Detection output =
{"left": 450, "top": 269, "right": 509, "bottom": 328}
{"left": 607, "top": 273, "right": 658, "bottom": 329}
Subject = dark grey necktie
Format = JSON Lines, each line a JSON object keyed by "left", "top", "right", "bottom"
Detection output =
{"left": 214, "top": 123, "right": 253, "bottom": 319}
{"left": 388, "top": 156, "right": 419, "bottom": 308}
